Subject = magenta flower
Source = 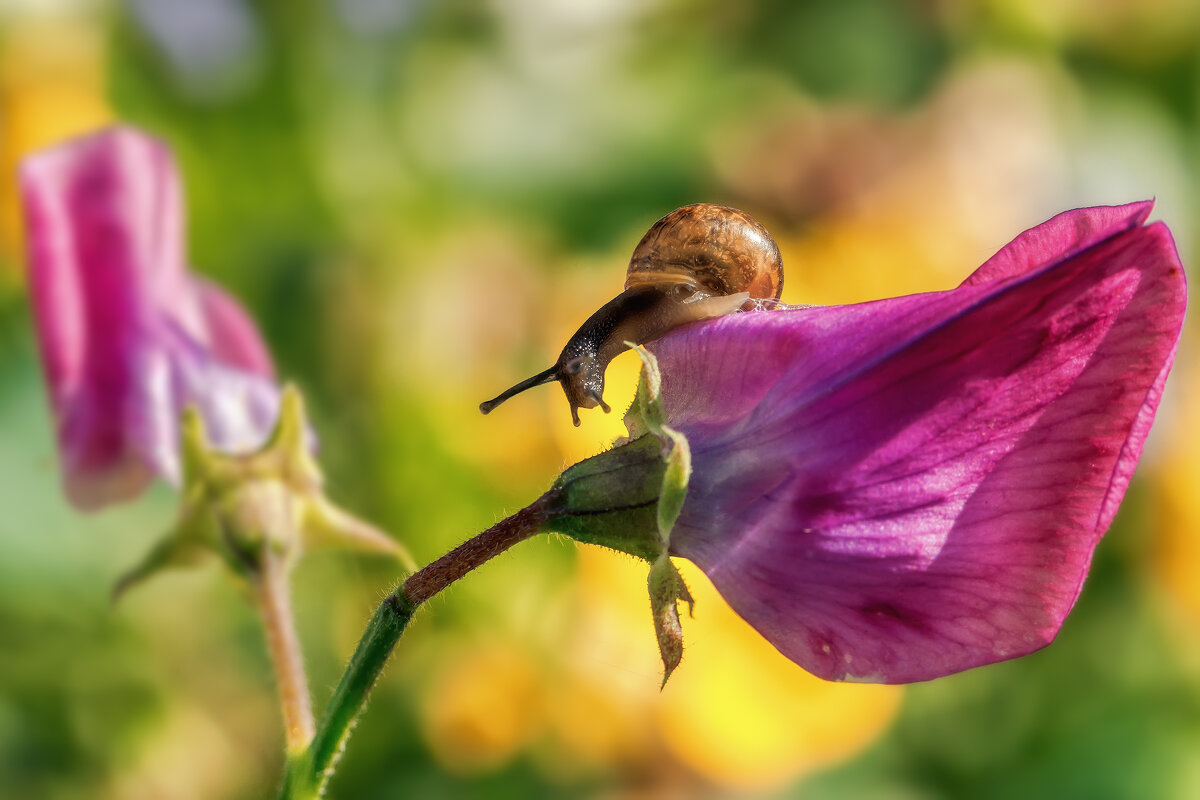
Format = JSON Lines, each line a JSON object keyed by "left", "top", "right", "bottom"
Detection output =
{"left": 22, "top": 127, "right": 280, "bottom": 510}
{"left": 646, "top": 202, "right": 1185, "bottom": 683}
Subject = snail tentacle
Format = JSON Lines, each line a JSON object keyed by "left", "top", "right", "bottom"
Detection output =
{"left": 479, "top": 366, "right": 557, "bottom": 415}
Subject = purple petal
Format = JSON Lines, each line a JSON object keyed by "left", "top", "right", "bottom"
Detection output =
{"left": 653, "top": 206, "right": 1185, "bottom": 683}
{"left": 155, "top": 322, "right": 281, "bottom": 474}
{"left": 962, "top": 201, "right": 1153, "bottom": 287}
{"left": 21, "top": 127, "right": 279, "bottom": 509}
{"left": 188, "top": 277, "right": 276, "bottom": 379}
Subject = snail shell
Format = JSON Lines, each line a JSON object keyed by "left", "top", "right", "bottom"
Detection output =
{"left": 480, "top": 203, "right": 784, "bottom": 426}
{"left": 625, "top": 203, "right": 783, "bottom": 301}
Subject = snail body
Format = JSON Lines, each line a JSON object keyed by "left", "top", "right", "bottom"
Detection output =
{"left": 480, "top": 203, "right": 784, "bottom": 426}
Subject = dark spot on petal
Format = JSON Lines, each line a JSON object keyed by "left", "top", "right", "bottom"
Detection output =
{"left": 792, "top": 491, "right": 848, "bottom": 520}
{"left": 860, "top": 601, "right": 928, "bottom": 632}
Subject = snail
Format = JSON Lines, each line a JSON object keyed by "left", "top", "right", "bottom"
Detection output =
{"left": 479, "top": 203, "right": 784, "bottom": 426}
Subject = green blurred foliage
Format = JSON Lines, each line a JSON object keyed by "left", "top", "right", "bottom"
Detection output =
{"left": 2, "top": 0, "right": 1199, "bottom": 798}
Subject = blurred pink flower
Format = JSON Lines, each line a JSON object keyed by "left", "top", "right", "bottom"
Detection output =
{"left": 650, "top": 202, "right": 1186, "bottom": 683}
{"left": 22, "top": 127, "right": 280, "bottom": 510}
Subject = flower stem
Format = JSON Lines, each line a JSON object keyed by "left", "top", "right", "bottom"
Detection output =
{"left": 254, "top": 550, "right": 315, "bottom": 754}
{"left": 402, "top": 494, "right": 558, "bottom": 604}
{"left": 280, "top": 489, "right": 561, "bottom": 798}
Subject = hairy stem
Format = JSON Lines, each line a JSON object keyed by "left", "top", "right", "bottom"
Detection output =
{"left": 281, "top": 489, "right": 561, "bottom": 798}
{"left": 254, "top": 551, "right": 315, "bottom": 754}
{"left": 401, "top": 495, "right": 557, "bottom": 604}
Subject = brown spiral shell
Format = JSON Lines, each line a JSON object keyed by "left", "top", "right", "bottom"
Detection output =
{"left": 624, "top": 203, "right": 783, "bottom": 301}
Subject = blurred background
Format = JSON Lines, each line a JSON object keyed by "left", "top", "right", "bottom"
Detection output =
{"left": 1, "top": 0, "right": 1199, "bottom": 797}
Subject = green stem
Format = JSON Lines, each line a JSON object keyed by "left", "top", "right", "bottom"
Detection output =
{"left": 286, "top": 594, "right": 415, "bottom": 798}
{"left": 255, "top": 550, "right": 315, "bottom": 754}
{"left": 279, "top": 490, "right": 561, "bottom": 799}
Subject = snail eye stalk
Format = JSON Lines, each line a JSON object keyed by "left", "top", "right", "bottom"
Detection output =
{"left": 479, "top": 366, "right": 557, "bottom": 415}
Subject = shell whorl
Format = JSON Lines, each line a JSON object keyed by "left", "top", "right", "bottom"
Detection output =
{"left": 624, "top": 203, "right": 783, "bottom": 301}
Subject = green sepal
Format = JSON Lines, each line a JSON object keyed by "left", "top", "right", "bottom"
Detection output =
{"left": 648, "top": 552, "right": 694, "bottom": 688}
{"left": 115, "top": 385, "right": 413, "bottom": 597}
{"left": 550, "top": 345, "right": 694, "bottom": 561}
{"left": 304, "top": 496, "right": 417, "bottom": 572}
{"left": 111, "top": 504, "right": 212, "bottom": 601}
{"left": 548, "top": 346, "right": 700, "bottom": 686}
{"left": 550, "top": 433, "right": 665, "bottom": 562}
{"left": 625, "top": 345, "right": 691, "bottom": 548}
{"left": 656, "top": 430, "right": 690, "bottom": 547}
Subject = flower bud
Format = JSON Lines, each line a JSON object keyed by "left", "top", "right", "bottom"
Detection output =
{"left": 115, "top": 386, "right": 413, "bottom": 597}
